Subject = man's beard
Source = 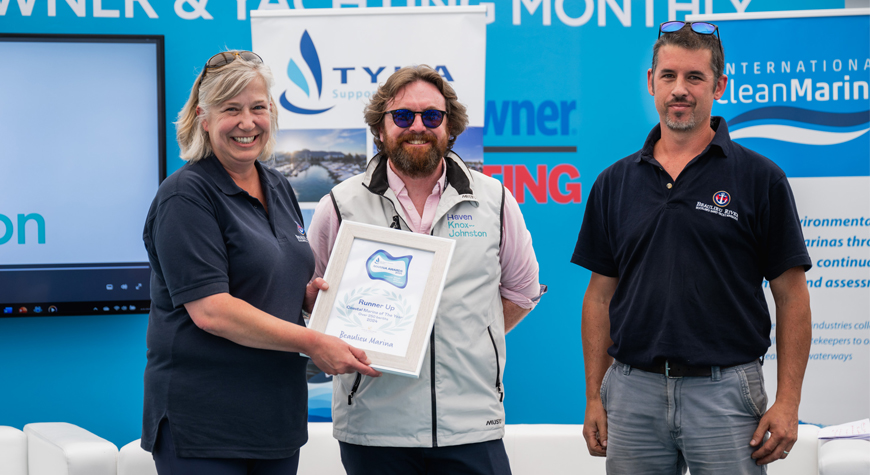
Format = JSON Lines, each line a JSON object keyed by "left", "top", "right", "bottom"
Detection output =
{"left": 385, "top": 131, "right": 448, "bottom": 178}
{"left": 664, "top": 101, "right": 697, "bottom": 131}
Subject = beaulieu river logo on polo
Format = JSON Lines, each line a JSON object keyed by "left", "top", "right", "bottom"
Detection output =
{"left": 366, "top": 250, "right": 412, "bottom": 289}
{"left": 696, "top": 192, "right": 739, "bottom": 222}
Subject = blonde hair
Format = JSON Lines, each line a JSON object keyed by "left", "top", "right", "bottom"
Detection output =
{"left": 176, "top": 52, "right": 279, "bottom": 162}
{"left": 364, "top": 65, "right": 468, "bottom": 153}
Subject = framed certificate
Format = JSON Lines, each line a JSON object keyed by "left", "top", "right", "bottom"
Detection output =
{"left": 308, "top": 221, "right": 455, "bottom": 377}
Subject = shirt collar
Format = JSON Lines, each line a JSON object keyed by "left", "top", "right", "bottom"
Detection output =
{"left": 198, "top": 155, "right": 278, "bottom": 195}
{"left": 637, "top": 116, "right": 732, "bottom": 163}
{"left": 364, "top": 150, "right": 473, "bottom": 197}
{"left": 385, "top": 159, "right": 447, "bottom": 197}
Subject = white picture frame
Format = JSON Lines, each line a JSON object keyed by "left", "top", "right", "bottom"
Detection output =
{"left": 309, "top": 221, "right": 455, "bottom": 377}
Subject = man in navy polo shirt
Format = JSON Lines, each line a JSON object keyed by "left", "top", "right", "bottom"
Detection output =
{"left": 571, "top": 22, "right": 812, "bottom": 474}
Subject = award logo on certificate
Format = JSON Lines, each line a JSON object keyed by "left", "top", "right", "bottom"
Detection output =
{"left": 308, "top": 221, "right": 455, "bottom": 377}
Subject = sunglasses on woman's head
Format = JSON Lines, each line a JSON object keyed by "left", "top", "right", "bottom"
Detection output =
{"left": 202, "top": 51, "right": 263, "bottom": 79}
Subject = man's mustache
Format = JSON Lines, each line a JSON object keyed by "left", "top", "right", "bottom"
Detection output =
{"left": 397, "top": 132, "right": 437, "bottom": 144}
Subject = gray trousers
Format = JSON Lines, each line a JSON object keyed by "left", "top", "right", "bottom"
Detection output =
{"left": 602, "top": 360, "right": 768, "bottom": 475}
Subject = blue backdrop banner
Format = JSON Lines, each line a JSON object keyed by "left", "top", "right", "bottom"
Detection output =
{"left": 0, "top": 0, "right": 862, "bottom": 447}
{"left": 691, "top": 9, "right": 869, "bottom": 426}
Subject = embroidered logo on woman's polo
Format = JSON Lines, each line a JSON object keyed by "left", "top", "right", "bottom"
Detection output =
{"left": 713, "top": 191, "right": 731, "bottom": 207}
{"left": 294, "top": 220, "right": 308, "bottom": 242}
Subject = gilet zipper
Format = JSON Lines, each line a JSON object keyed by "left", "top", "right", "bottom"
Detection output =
{"left": 487, "top": 326, "right": 504, "bottom": 402}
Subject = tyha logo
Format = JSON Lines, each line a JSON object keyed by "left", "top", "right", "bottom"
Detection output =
{"left": 280, "top": 30, "right": 334, "bottom": 115}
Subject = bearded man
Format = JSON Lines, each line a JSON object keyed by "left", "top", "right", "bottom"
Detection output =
{"left": 307, "top": 65, "right": 544, "bottom": 475}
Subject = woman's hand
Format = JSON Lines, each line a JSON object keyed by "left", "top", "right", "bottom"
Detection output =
{"left": 308, "top": 332, "right": 382, "bottom": 377}
{"left": 304, "top": 277, "right": 328, "bottom": 313}
{"left": 301, "top": 278, "right": 381, "bottom": 377}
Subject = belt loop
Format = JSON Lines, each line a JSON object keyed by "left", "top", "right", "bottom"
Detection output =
{"left": 622, "top": 363, "right": 631, "bottom": 375}
{"left": 711, "top": 366, "right": 721, "bottom": 381}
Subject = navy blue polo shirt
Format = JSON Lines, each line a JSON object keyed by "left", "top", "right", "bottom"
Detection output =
{"left": 571, "top": 117, "right": 811, "bottom": 367}
{"left": 141, "top": 156, "right": 314, "bottom": 459}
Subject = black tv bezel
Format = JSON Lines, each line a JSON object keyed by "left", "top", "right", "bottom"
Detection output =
{"left": 0, "top": 33, "right": 166, "bottom": 318}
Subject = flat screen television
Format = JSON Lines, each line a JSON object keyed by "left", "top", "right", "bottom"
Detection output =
{"left": 0, "top": 34, "right": 165, "bottom": 318}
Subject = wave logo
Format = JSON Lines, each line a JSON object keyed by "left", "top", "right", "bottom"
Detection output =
{"left": 280, "top": 31, "right": 334, "bottom": 115}
{"left": 728, "top": 106, "right": 870, "bottom": 145}
{"left": 366, "top": 250, "right": 412, "bottom": 289}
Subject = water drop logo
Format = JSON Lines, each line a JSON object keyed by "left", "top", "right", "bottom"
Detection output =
{"left": 280, "top": 30, "right": 335, "bottom": 115}
{"left": 366, "top": 250, "right": 412, "bottom": 289}
{"left": 729, "top": 106, "right": 869, "bottom": 146}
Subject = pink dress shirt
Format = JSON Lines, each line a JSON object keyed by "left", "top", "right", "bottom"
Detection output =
{"left": 307, "top": 161, "right": 541, "bottom": 309}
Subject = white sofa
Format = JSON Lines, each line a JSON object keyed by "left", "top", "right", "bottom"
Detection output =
{"left": 0, "top": 422, "right": 852, "bottom": 475}
{"left": 297, "top": 423, "right": 815, "bottom": 475}
{"left": 24, "top": 423, "right": 117, "bottom": 475}
{"left": 118, "top": 440, "right": 157, "bottom": 475}
{"left": 504, "top": 424, "right": 605, "bottom": 474}
{"left": 768, "top": 424, "right": 820, "bottom": 475}
{"left": 0, "top": 425, "right": 28, "bottom": 475}
{"left": 819, "top": 438, "right": 870, "bottom": 475}
{"left": 298, "top": 422, "right": 345, "bottom": 474}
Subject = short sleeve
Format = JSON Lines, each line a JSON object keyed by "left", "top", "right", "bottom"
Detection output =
{"left": 570, "top": 177, "right": 619, "bottom": 277}
{"left": 762, "top": 175, "right": 812, "bottom": 280}
{"left": 151, "top": 194, "right": 230, "bottom": 307}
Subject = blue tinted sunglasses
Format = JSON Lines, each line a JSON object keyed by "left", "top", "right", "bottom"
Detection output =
{"left": 658, "top": 21, "right": 723, "bottom": 56}
{"left": 386, "top": 109, "right": 447, "bottom": 128}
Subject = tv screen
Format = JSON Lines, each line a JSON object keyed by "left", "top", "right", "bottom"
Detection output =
{"left": 0, "top": 34, "right": 165, "bottom": 318}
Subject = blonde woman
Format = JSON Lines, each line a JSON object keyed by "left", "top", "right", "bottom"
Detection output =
{"left": 141, "top": 51, "right": 379, "bottom": 475}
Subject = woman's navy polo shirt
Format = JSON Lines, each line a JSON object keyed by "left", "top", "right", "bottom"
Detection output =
{"left": 141, "top": 156, "right": 315, "bottom": 459}
{"left": 572, "top": 118, "right": 811, "bottom": 367}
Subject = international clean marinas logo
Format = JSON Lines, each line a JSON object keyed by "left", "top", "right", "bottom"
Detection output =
{"left": 718, "top": 55, "right": 869, "bottom": 147}
{"left": 280, "top": 30, "right": 334, "bottom": 115}
{"left": 728, "top": 106, "right": 869, "bottom": 146}
{"left": 716, "top": 48, "right": 869, "bottom": 177}
{"left": 366, "top": 250, "right": 412, "bottom": 289}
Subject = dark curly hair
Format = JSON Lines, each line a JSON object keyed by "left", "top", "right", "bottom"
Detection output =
{"left": 364, "top": 65, "right": 468, "bottom": 153}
